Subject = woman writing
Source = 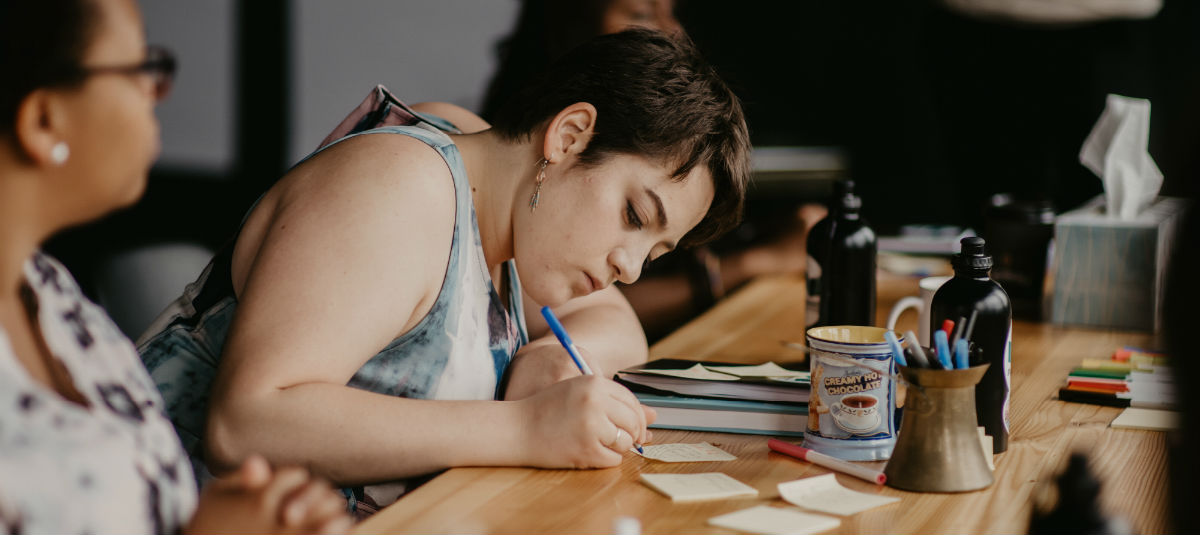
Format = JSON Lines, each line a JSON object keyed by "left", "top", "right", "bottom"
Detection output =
{"left": 140, "top": 29, "right": 750, "bottom": 515}
{"left": 0, "top": 0, "right": 350, "bottom": 532}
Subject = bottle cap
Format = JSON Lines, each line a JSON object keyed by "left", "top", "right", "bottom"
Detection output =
{"left": 953, "top": 236, "right": 993, "bottom": 271}
{"left": 840, "top": 191, "right": 862, "bottom": 212}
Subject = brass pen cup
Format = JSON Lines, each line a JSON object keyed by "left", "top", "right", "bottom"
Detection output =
{"left": 884, "top": 363, "right": 994, "bottom": 493}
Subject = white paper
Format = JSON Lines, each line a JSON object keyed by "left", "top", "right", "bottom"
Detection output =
{"left": 978, "top": 427, "right": 995, "bottom": 471}
{"left": 639, "top": 363, "right": 740, "bottom": 381}
{"left": 1079, "top": 94, "right": 1163, "bottom": 220}
{"left": 704, "top": 362, "right": 810, "bottom": 379}
{"left": 708, "top": 505, "right": 840, "bottom": 535}
{"left": 1111, "top": 407, "right": 1180, "bottom": 431}
{"left": 638, "top": 442, "right": 737, "bottom": 462}
{"left": 777, "top": 474, "right": 900, "bottom": 516}
{"left": 639, "top": 473, "right": 758, "bottom": 502}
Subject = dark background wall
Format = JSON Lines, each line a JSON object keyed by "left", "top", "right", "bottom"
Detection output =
{"left": 45, "top": 0, "right": 1199, "bottom": 321}
{"left": 680, "top": 0, "right": 1198, "bottom": 232}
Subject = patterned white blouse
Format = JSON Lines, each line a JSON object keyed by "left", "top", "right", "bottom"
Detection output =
{"left": 0, "top": 252, "right": 196, "bottom": 534}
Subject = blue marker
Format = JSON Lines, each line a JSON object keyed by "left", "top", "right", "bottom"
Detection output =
{"left": 540, "top": 306, "right": 642, "bottom": 453}
{"left": 934, "top": 329, "right": 953, "bottom": 370}
{"left": 954, "top": 339, "right": 970, "bottom": 370}
{"left": 883, "top": 331, "right": 908, "bottom": 367}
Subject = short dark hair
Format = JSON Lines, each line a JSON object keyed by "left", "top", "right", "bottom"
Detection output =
{"left": 490, "top": 28, "right": 750, "bottom": 248}
{"left": 0, "top": 0, "right": 99, "bottom": 137}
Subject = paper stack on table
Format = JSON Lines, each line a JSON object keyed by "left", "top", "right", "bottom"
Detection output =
{"left": 639, "top": 473, "right": 758, "bottom": 503}
{"left": 777, "top": 474, "right": 900, "bottom": 516}
{"left": 638, "top": 442, "right": 737, "bottom": 462}
{"left": 705, "top": 473, "right": 900, "bottom": 534}
{"left": 708, "top": 505, "right": 840, "bottom": 535}
{"left": 1111, "top": 407, "right": 1180, "bottom": 431}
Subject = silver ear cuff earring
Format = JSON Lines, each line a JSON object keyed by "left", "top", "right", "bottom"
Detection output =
{"left": 529, "top": 157, "right": 548, "bottom": 212}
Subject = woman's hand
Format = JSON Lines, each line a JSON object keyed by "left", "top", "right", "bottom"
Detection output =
{"left": 503, "top": 340, "right": 603, "bottom": 400}
{"left": 185, "top": 455, "right": 353, "bottom": 534}
{"left": 515, "top": 375, "right": 655, "bottom": 468}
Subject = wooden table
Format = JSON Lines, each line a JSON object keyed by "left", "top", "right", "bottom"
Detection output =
{"left": 357, "top": 274, "right": 1168, "bottom": 534}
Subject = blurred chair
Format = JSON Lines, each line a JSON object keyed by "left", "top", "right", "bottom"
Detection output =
{"left": 93, "top": 242, "right": 214, "bottom": 339}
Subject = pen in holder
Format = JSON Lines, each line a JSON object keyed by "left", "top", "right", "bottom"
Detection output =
{"left": 884, "top": 363, "right": 994, "bottom": 493}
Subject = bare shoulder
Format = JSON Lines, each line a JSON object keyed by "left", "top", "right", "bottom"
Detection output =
{"left": 411, "top": 101, "right": 491, "bottom": 134}
{"left": 232, "top": 130, "right": 459, "bottom": 333}
{"left": 281, "top": 131, "right": 456, "bottom": 225}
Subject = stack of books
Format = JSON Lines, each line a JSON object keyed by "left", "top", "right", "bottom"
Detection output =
{"left": 615, "top": 358, "right": 810, "bottom": 436}
{"left": 1057, "top": 347, "right": 1175, "bottom": 409}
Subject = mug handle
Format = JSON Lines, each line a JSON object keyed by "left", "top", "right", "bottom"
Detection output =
{"left": 886, "top": 296, "right": 924, "bottom": 331}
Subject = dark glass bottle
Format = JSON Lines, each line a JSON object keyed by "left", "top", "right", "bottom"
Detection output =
{"left": 807, "top": 180, "right": 876, "bottom": 327}
{"left": 930, "top": 237, "right": 1012, "bottom": 453}
{"left": 805, "top": 181, "right": 848, "bottom": 328}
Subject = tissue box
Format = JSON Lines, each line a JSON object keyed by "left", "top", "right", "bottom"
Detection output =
{"left": 1050, "top": 195, "right": 1187, "bottom": 332}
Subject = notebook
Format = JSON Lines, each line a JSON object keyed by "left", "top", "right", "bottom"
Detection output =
{"left": 635, "top": 393, "right": 807, "bottom": 436}
{"left": 615, "top": 358, "right": 810, "bottom": 404}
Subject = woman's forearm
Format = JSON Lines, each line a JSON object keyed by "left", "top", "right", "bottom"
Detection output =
{"left": 554, "top": 290, "right": 649, "bottom": 376}
{"left": 205, "top": 384, "right": 527, "bottom": 486}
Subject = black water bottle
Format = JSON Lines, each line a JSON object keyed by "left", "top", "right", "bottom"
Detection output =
{"left": 930, "top": 237, "right": 1012, "bottom": 453}
{"left": 805, "top": 181, "right": 850, "bottom": 328}
{"left": 811, "top": 181, "right": 876, "bottom": 327}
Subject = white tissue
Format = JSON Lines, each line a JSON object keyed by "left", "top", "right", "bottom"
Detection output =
{"left": 1079, "top": 94, "right": 1162, "bottom": 220}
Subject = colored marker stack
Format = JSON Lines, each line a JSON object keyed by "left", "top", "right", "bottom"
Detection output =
{"left": 884, "top": 310, "right": 979, "bottom": 370}
{"left": 1057, "top": 347, "right": 1176, "bottom": 409}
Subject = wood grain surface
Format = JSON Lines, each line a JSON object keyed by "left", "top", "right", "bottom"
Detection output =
{"left": 356, "top": 274, "right": 1166, "bottom": 534}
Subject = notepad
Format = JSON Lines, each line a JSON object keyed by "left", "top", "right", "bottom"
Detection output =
{"left": 639, "top": 473, "right": 758, "bottom": 502}
{"left": 639, "top": 363, "right": 740, "bottom": 381}
{"left": 777, "top": 474, "right": 900, "bottom": 516}
{"left": 1110, "top": 407, "right": 1180, "bottom": 431}
{"left": 638, "top": 442, "right": 737, "bottom": 462}
{"left": 708, "top": 505, "right": 840, "bottom": 535}
{"left": 705, "top": 362, "right": 811, "bottom": 379}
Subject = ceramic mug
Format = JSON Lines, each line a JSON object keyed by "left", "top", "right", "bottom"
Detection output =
{"left": 886, "top": 275, "right": 951, "bottom": 346}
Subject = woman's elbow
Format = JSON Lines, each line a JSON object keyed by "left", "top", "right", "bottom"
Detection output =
{"left": 203, "top": 399, "right": 257, "bottom": 474}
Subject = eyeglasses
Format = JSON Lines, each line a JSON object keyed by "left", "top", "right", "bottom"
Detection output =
{"left": 73, "top": 45, "right": 177, "bottom": 101}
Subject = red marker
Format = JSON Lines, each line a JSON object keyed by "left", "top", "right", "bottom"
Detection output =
{"left": 941, "top": 319, "right": 955, "bottom": 338}
{"left": 768, "top": 438, "right": 886, "bottom": 485}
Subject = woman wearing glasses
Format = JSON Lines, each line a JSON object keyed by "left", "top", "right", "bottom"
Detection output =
{"left": 0, "top": 0, "right": 350, "bottom": 532}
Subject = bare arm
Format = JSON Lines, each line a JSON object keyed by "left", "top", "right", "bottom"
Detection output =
{"left": 206, "top": 133, "right": 647, "bottom": 485}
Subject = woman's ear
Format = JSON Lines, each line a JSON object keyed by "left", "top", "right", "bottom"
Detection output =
{"left": 13, "top": 89, "right": 69, "bottom": 166}
{"left": 542, "top": 102, "right": 597, "bottom": 164}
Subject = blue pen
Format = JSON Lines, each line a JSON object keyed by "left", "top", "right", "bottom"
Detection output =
{"left": 540, "top": 306, "right": 643, "bottom": 454}
{"left": 541, "top": 306, "right": 593, "bottom": 375}
{"left": 954, "top": 339, "right": 970, "bottom": 369}
{"left": 934, "top": 330, "right": 953, "bottom": 370}
{"left": 883, "top": 331, "right": 908, "bottom": 367}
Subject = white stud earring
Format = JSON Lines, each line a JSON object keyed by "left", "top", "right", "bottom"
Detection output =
{"left": 50, "top": 142, "right": 70, "bottom": 166}
{"left": 529, "top": 158, "right": 548, "bottom": 212}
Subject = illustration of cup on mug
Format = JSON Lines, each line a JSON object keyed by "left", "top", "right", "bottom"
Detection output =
{"left": 831, "top": 394, "right": 881, "bottom": 433}
{"left": 886, "top": 275, "right": 951, "bottom": 346}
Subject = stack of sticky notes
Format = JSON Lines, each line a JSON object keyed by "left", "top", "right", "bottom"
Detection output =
{"left": 1058, "top": 346, "right": 1175, "bottom": 410}
{"left": 706, "top": 474, "right": 902, "bottom": 534}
